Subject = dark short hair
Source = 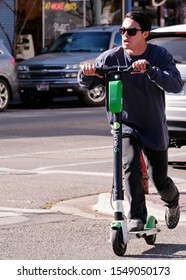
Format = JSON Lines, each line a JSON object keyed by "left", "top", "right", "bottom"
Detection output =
{"left": 125, "top": 11, "right": 152, "bottom": 32}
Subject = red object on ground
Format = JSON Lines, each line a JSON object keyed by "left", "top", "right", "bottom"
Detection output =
{"left": 140, "top": 151, "right": 149, "bottom": 194}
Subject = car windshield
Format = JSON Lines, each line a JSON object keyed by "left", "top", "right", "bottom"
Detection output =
{"left": 48, "top": 32, "right": 111, "bottom": 53}
{"left": 148, "top": 37, "right": 186, "bottom": 64}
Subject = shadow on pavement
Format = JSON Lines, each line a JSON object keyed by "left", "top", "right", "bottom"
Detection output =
{"left": 124, "top": 243, "right": 186, "bottom": 259}
{"left": 168, "top": 161, "right": 186, "bottom": 170}
{"left": 8, "top": 97, "right": 86, "bottom": 110}
{"left": 142, "top": 243, "right": 186, "bottom": 259}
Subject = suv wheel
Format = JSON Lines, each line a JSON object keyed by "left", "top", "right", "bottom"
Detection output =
{"left": 81, "top": 85, "right": 106, "bottom": 106}
{"left": 0, "top": 79, "right": 10, "bottom": 112}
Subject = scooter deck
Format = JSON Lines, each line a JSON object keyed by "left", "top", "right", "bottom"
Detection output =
{"left": 128, "top": 227, "right": 160, "bottom": 239}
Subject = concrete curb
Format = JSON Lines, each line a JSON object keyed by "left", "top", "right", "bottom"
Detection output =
{"left": 93, "top": 192, "right": 186, "bottom": 222}
{"left": 51, "top": 189, "right": 186, "bottom": 224}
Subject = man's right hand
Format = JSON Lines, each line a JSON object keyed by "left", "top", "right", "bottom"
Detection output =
{"left": 81, "top": 63, "right": 103, "bottom": 78}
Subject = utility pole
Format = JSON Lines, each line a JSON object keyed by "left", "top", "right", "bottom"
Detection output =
{"left": 124, "top": 0, "right": 132, "bottom": 15}
{"left": 122, "top": 0, "right": 132, "bottom": 20}
{"left": 95, "top": 0, "right": 101, "bottom": 25}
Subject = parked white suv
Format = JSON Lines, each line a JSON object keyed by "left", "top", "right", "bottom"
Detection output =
{"left": 149, "top": 24, "right": 186, "bottom": 148}
{"left": 0, "top": 39, "right": 18, "bottom": 111}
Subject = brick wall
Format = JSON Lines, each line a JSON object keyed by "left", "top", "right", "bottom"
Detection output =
{"left": 0, "top": 0, "right": 15, "bottom": 53}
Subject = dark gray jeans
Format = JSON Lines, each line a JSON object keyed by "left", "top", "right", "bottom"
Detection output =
{"left": 122, "top": 135, "right": 180, "bottom": 224}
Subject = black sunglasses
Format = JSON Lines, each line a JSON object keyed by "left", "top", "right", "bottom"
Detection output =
{"left": 119, "top": 27, "right": 142, "bottom": 36}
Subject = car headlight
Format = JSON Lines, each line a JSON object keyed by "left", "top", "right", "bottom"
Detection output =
{"left": 18, "top": 73, "right": 30, "bottom": 79}
{"left": 65, "top": 64, "right": 80, "bottom": 70}
{"left": 64, "top": 64, "right": 80, "bottom": 78}
{"left": 17, "top": 65, "right": 30, "bottom": 71}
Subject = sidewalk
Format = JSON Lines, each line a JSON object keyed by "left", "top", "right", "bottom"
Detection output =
{"left": 52, "top": 178, "right": 186, "bottom": 223}
{"left": 0, "top": 178, "right": 185, "bottom": 225}
{"left": 93, "top": 178, "right": 186, "bottom": 222}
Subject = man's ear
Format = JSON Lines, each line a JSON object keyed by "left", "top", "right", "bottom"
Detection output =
{"left": 143, "top": 31, "right": 150, "bottom": 39}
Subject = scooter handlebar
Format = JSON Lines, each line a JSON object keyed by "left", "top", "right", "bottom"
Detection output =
{"left": 95, "top": 64, "right": 150, "bottom": 75}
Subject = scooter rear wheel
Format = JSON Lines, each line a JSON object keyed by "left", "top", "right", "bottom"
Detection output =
{"left": 144, "top": 216, "right": 157, "bottom": 245}
{"left": 144, "top": 233, "right": 156, "bottom": 245}
{"left": 111, "top": 228, "right": 127, "bottom": 256}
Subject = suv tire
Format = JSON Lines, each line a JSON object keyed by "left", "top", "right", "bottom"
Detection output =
{"left": 81, "top": 85, "right": 106, "bottom": 107}
{"left": 0, "top": 79, "right": 10, "bottom": 112}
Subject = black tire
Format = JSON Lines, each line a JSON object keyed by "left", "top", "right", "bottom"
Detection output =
{"left": 0, "top": 79, "right": 10, "bottom": 112}
{"left": 81, "top": 85, "right": 106, "bottom": 106}
{"left": 145, "top": 234, "right": 156, "bottom": 245}
{"left": 144, "top": 215, "right": 157, "bottom": 245}
{"left": 111, "top": 228, "right": 127, "bottom": 256}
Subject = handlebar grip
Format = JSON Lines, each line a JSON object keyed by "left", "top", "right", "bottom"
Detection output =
{"left": 146, "top": 63, "right": 150, "bottom": 70}
{"left": 131, "top": 63, "right": 150, "bottom": 72}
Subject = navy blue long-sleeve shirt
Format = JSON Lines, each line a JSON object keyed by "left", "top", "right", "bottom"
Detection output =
{"left": 78, "top": 43, "right": 183, "bottom": 151}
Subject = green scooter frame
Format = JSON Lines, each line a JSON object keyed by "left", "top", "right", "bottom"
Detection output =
{"left": 96, "top": 65, "right": 160, "bottom": 256}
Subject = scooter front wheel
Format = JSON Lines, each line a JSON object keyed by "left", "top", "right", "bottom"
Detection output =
{"left": 111, "top": 228, "right": 127, "bottom": 256}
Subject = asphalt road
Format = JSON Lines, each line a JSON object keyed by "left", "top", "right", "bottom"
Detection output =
{"left": 0, "top": 100, "right": 185, "bottom": 261}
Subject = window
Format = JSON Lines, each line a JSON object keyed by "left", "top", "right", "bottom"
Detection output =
{"left": 48, "top": 31, "right": 111, "bottom": 52}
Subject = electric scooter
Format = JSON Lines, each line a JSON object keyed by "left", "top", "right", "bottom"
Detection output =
{"left": 96, "top": 65, "right": 160, "bottom": 256}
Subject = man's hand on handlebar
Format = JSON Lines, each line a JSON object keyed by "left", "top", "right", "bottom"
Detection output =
{"left": 131, "top": 59, "right": 150, "bottom": 74}
{"left": 81, "top": 63, "right": 103, "bottom": 78}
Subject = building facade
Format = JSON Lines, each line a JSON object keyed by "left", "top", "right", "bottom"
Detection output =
{"left": 0, "top": 0, "right": 186, "bottom": 56}
{"left": 0, "top": 0, "right": 15, "bottom": 52}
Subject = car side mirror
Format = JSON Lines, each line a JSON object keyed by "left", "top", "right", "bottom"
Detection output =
{"left": 40, "top": 47, "right": 48, "bottom": 54}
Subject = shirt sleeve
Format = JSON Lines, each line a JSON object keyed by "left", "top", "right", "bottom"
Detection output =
{"left": 146, "top": 46, "right": 183, "bottom": 93}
